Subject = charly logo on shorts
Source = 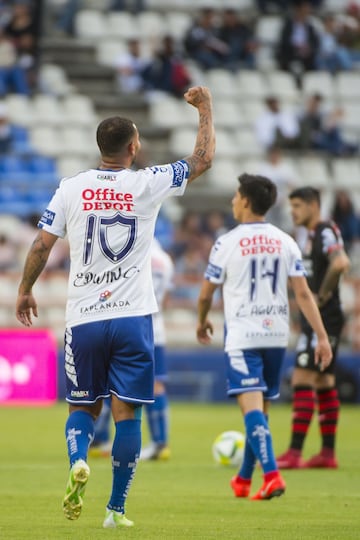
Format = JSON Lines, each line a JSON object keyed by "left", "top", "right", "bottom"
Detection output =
{"left": 298, "top": 352, "right": 309, "bottom": 367}
{"left": 262, "top": 318, "right": 273, "bottom": 330}
{"left": 99, "top": 290, "right": 112, "bottom": 302}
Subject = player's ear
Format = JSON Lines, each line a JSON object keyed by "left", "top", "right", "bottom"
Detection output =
{"left": 128, "top": 141, "right": 136, "bottom": 157}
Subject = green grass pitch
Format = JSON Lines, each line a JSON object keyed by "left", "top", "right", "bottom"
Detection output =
{"left": 0, "top": 401, "right": 359, "bottom": 539}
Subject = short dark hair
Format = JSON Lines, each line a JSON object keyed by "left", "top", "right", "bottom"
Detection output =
{"left": 289, "top": 186, "right": 320, "bottom": 205}
{"left": 238, "top": 173, "right": 277, "bottom": 215}
{"left": 96, "top": 117, "right": 136, "bottom": 156}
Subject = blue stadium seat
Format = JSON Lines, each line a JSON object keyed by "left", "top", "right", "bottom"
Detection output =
{"left": 0, "top": 155, "right": 31, "bottom": 183}
{"left": 26, "top": 154, "right": 59, "bottom": 186}
{"left": 11, "top": 125, "right": 32, "bottom": 154}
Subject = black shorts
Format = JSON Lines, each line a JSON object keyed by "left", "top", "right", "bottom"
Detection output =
{"left": 294, "top": 329, "right": 342, "bottom": 375}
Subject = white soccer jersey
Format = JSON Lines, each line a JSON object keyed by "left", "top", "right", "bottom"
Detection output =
{"left": 38, "top": 162, "right": 188, "bottom": 327}
{"left": 205, "top": 221, "right": 306, "bottom": 351}
{"left": 151, "top": 238, "right": 174, "bottom": 345}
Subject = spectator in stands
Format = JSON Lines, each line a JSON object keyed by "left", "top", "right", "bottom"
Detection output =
{"left": 331, "top": 190, "right": 360, "bottom": 253}
{"left": 254, "top": 95, "right": 300, "bottom": 151}
{"left": 4, "top": 2, "right": 37, "bottom": 91}
{"left": 217, "top": 9, "right": 258, "bottom": 71}
{"left": 256, "top": 0, "right": 289, "bottom": 13}
{"left": 341, "top": 3, "right": 360, "bottom": 63}
{"left": 171, "top": 237, "right": 209, "bottom": 308}
{"left": 0, "top": 28, "right": 29, "bottom": 95}
{"left": 169, "top": 210, "right": 203, "bottom": 259}
{"left": 0, "top": 103, "right": 30, "bottom": 154}
{"left": 114, "top": 38, "right": 149, "bottom": 94}
{"left": 276, "top": 0, "right": 320, "bottom": 83}
{"left": 55, "top": 0, "right": 82, "bottom": 36}
{"left": 19, "top": 212, "right": 70, "bottom": 272}
{"left": 142, "top": 35, "right": 192, "bottom": 99}
{"left": 202, "top": 210, "right": 228, "bottom": 240}
{"left": 0, "top": 230, "right": 18, "bottom": 270}
{"left": 316, "top": 13, "right": 353, "bottom": 73}
{"left": 0, "top": 103, "right": 13, "bottom": 153}
{"left": 184, "top": 8, "right": 229, "bottom": 70}
{"left": 110, "top": 0, "right": 146, "bottom": 13}
{"left": 299, "top": 93, "right": 358, "bottom": 156}
{"left": 256, "top": 144, "right": 299, "bottom": 232}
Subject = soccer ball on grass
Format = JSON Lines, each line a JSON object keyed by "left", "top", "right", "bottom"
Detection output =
{"left": 212, "top": 430, "right": 245, "bottom": 467}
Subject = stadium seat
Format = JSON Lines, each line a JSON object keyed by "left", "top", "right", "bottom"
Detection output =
{"left": 169, "top": 127, "right": 197, "bottom": 158}
{"left": 296, "top": 156, "right": 331, "bottom": 189}
{"left": 213, "top": 101, "right": 242, "bottom": 129}
{"left": 61, "top": 126, "right": 98, "bottom": 158}
{"left": 27, "top": 155, "right": 58, "bottom": 186}
{"left": 205, "top": 69, "right": 238, "bottom": 99}
{"left": 332, "top": 158, "right": 360, "bottom": 190}
{"left": 57, "top": 155, "right": 93, "bottom": 178}
{"left": 62, "top": 94, "right": 97, "bottom": 127}
{"left": 255, "top": 45, "right": 277, "bottom": 70}
{"left": 334, "top": 72, "right": 360, "bottom": 102}
{"left": 234, "top": 129, "right": 264, "bottom": 158}
{"left": 74, "top": 9, "right": 108, "bottom": 40}
{"left": 266, "top": 71, "right": 301, "bottom": 103}
{"left": 0, "top": 155, "right": 30, "bottom": 183}
{"left": 302, "top": 71, "right": 335, "bottom": 101}
{"left": 164, "top": 12, "right": 192, "bottom": 41}
{"left": 235, "top": 70, "right": 268, "bottom": 101}
{"left": 149, "top": 97, "right": 187, "bottom": 129}
{"left": 95, "top": 39, "right": 127, "bottom": 68}
{"left": 107, "top": 12, "right": 139, "bottom": 40}
{"left": 0, "top": 273, "right": 18, "bottom": 305}
{"left": 5, "top": 94, "right": 34, "bottom": 128}
{"left": 137, "top": 11, "right": 166, "bottom": 40}
{"left": 206, "top": 158, "right": 239, "bottom": 192}
{"left": 255, "top": 16, "right": 283, "bottom": 46}
{"left": 46, "top": 274, "right": 69, "bottom": 305}
{"left": 323, "top": 0, "right": 349, "bottom": 11}
{"left": 340, "top": 103, "right": 360, "bottom": 132}
{"left": 211, "top": 129, "right": 238, "bottom": 159}
{"left": 38, "top": 64, "right": 74, "bottom": 97}
{"left": 32, "top": 94, "right": 64, "bottom": 127}
{"left": 239, "top": 100, "right": 266, "bottom": 127}
{"left": 11, "top": 125, "right": 32, "bottom": 155}
{"left": 30, "top": 126, "right": 61, "bottom": 158}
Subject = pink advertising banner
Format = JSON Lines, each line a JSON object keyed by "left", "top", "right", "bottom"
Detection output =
{"left": 0, "top": 328, "right": 57, "bottom": 405}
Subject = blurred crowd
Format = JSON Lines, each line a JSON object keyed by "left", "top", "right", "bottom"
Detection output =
{"left": 0, "top": 1, "right": 40, "bottom": 96}
{"left": 0, "top": 0, "right": 360, "bottom": 349}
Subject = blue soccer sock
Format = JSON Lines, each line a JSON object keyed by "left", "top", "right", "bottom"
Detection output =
{"left": 93, "top": 398, "right": 112, "bottom": 445}
{"left": 107, "top": 419, "right": 141, "bottom": 514}
{"left": 65, "top": 410, "right": 95, "bottom": 466}
{"left": 244, "top": 409, "right": 278, "bottom": 475}
{"left": 238, "top": 436, "right": 257, "bottom": 480}
{"left": 145, "top": 393, "right": 169, "bottom": 445}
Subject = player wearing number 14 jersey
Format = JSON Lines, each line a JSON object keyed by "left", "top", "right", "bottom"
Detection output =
{"left": 197, "top": 174, "right": 332, "bottom": 500}
{"left": 15, "top": 86, "right": 215, "bottom": 528}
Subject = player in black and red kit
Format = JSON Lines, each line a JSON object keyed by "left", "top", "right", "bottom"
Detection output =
{"left": 277, "top": 187, "right": 350, "bottom": 469}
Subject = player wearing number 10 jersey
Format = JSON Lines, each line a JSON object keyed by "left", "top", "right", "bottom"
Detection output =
{"left": 15, "top": 86, "right": 215, "bottom": 528}
{"left": 197, "top": 174, "right": 332, "bottom": 501}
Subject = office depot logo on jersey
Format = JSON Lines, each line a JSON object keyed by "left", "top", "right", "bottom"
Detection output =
{"left": 239, "top": 235, "right": 282, "bottom": 255}
{"left": 82, "top": 188, "right": 135, "bottom": 211}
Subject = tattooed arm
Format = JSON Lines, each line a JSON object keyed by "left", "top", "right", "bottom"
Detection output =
{"left": 183, "top": 86, "right": 215, "bottom": 183}
{"left": 16, "top": 229, "right": 58, "bottom": 327}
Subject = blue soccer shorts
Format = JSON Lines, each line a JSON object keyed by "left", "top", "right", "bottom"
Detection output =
{"left": 154, "top": 345, "right": 167, "bottom": 382}
{"left": 64, "top": 315, "right": 155, "bottom": 405}
{"left": 225, "top": 347, "right": 286, "bottom": 400}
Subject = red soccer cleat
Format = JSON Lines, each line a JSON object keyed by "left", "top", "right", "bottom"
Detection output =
{"left": 230, "top": 476, "right": 251, "bottom": 498}
{"left": 251, "top": 474, "right": 286, "bottom": 501}
{"left": 303, "top": 452, "right": 338, "bottom": 469}
{"left": 276, "top": 449, "right": 305, "bottom": 469}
